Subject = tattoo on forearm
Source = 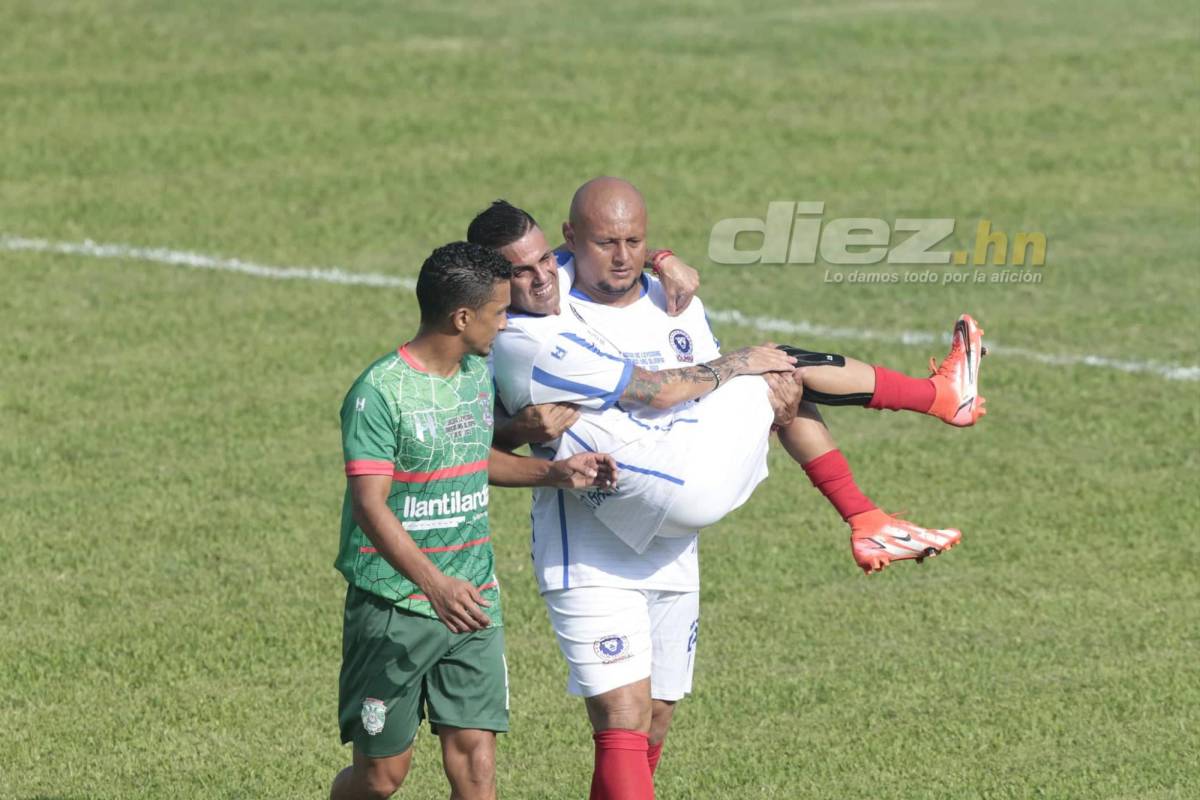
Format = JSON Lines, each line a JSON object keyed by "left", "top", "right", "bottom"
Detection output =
{"left": 707, "top": 351, "right": 749, "bottom": 384}
{"left": 622, "top": 371, "right": 669, "bottom": 404}
{"left": 621, "top": 360, "right": 730, "bottom": 405}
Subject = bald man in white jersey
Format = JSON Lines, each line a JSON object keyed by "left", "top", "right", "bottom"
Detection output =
{"left": 471, "top": 183, "right": 985, "bottom": 800}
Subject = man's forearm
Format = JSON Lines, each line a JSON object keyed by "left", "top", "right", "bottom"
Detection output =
{"left": 487, "top": 446, "right": 554, "bottom": 488}
{"left": 490, "top": 423, "right": 522, "bottom": 453}
{"left": 621, "top": 350, "right": 751, "bottom": 409}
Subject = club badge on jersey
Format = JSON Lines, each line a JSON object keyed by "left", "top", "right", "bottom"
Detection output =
{"left": 669, "top": 329, "right": 694, "bottom": 363}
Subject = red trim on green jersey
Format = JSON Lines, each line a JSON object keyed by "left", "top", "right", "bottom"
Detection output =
{"left": 358, "top": 535, "right": 492, "bottom": 555}
{"left": 345, "top": 459, "right": 395, "bottom": 476}
{"left": 419, "top": 535, "right": 492, "bottom": 554}
{"left": 393, "top": 459, "right": 488, "bottom": 483}
{"left": 397, "top": 343, "right": 427, "bottom": 372}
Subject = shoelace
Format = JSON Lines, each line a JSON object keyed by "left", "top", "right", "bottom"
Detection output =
{"left": 851, "top": 510, "right": 913, "bottom": 539}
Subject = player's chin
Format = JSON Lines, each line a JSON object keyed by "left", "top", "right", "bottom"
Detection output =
{"left": 523, "top": 297, "right": 557, "bottom": 316}
{"left": 600, "top": 273, "right": 639, "bottom": 294}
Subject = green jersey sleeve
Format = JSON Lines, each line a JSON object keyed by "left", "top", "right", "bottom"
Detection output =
{"left": 341, "top": 381, "right": 396, "bottom": 476}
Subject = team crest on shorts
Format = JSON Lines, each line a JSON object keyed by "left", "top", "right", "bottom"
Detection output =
{"left": 361, "top": 697, "right": 387, "bottom": 736}
{"left": 669, "top": 329, "right": 693, "bottom": 363}
{"left": 594, "top": 634, "right": 632, "bottom": 664}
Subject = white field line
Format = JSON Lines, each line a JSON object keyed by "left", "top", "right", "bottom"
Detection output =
{"left": 4, "top": 233, "right": 1197, "bottom": 382}
{"left": 0, "top": 234, "right": 416, "bottom": 289}
{"left": 703, "top": 310, "right": 1200, "bottom": 382}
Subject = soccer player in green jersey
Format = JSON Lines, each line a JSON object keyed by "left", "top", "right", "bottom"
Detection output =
{"left": 330, "top": 241, "right": 617, "bottom": 800}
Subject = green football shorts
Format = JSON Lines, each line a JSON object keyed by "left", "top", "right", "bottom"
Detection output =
{"left": 337, "top": 585, "right": 509, "bottom": 758}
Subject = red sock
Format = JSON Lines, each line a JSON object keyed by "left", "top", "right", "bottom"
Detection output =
{"left": 866, "top": 365, "right": 936, "bottom": 413}
{"left": 590, "top": 729, "right": 654, "bottom": 800}
{"left": 802, "top": 450, "right": 877, "bottom": 522}
{"left": 647, "top": 741, "right": 664, "bottom": 775}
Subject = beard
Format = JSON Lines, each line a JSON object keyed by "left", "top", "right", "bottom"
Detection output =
{"left": 596, "top": 273, "right": 639, "bottom": 296}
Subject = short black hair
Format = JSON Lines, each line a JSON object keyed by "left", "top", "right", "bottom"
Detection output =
{"left": 467, "top": 199, "right": 539, "bottom": 250}
{"left": 416, "top": 241, "right": 512, "bottom": 324}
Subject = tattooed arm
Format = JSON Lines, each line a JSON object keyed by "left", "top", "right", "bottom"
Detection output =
{"left": 621, "top": 345, "right": 797, "bottom": 409}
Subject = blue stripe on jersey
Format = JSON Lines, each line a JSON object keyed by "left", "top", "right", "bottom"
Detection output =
{"left": 607, "top": 361, "right": 635, "bottom": 410}
{"left": 556, "top": 489, "right": 569, "bottom": 589}
{"left": 615, "top": 461, "right": 686, "bottom": 486}
{"left": 563, "top": 428, "right": 594, "bottom": 452}
{"left": 559, "top": 332, "right": 627, "bottom": 364}
{"left": 563, "top": 429, "right": 685, "bottom": 486}
{"left": 532, "top": 367, "right": 613, "bottom": 399}
{"left": 555, "top": 250, "right": 572, "bottom": 267}
{"left": 532, "top": 362, "right": 633, "bottom": 411}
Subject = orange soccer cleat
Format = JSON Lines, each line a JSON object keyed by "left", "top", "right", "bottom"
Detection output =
{"left": 849, "top": 509, "right": 962, "bottom": 575}
{"left": 927, "top": 314, "right": 987, "bottom": 426}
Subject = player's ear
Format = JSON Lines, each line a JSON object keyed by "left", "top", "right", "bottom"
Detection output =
{"left": 562, "top": 222, "right": 575, "bottom": 252}
{"left": 450, "top": 307, "right": 472, "bottom": 334}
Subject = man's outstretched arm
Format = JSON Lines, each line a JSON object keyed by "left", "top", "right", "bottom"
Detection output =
{"left": 621, "top": 345, "right": 796, "bottom": 409}
{"left": 487, "top": 447, "right": 618, "bottom": 490}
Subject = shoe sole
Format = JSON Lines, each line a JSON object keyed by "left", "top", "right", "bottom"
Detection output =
{"left": 854, "top": 530, "right": 962, "bottom": 574}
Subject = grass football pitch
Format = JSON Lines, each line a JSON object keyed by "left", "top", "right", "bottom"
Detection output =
{"left": 1, "top": 1, "right": 1197, "bottom": 797}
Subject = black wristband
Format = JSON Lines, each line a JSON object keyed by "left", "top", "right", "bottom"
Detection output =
{"left": 697, "top": 362, "right": 721, "bottom": 390}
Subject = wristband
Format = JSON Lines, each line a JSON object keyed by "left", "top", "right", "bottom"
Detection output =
{"left": 647, "top": 249, "right": 675, "bottom": 275}
{"left": 697, "top": 362, "right": 721, "bottom": 390}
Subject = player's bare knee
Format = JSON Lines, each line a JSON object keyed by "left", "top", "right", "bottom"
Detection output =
{"left": 355, "top": 752, "right": 411, "bottom": 799}
{"left": 586, "top": 683, "right": 653, "bottom": 732}
{"left": 361, "top": 770, "right": 405, "bottom": 799}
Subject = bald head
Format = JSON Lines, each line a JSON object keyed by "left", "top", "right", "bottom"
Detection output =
{"left": 569, "top": 177, "right": 646, "bottom": 229}
{"left": 563, "top": 177, "right": 649, "bottom": 307}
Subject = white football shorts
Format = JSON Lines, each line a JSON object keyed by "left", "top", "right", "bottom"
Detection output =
{"left": 542, "top": 586, "right": 700, "bottom": 701}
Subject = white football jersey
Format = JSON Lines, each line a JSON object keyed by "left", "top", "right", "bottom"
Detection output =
{"left": 491, "top": 254, "right": 722, "bottom": 593}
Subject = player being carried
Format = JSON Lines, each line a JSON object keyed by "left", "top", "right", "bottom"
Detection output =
{"left": 476, "top": 187, "right": 986, "bottom": 575}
